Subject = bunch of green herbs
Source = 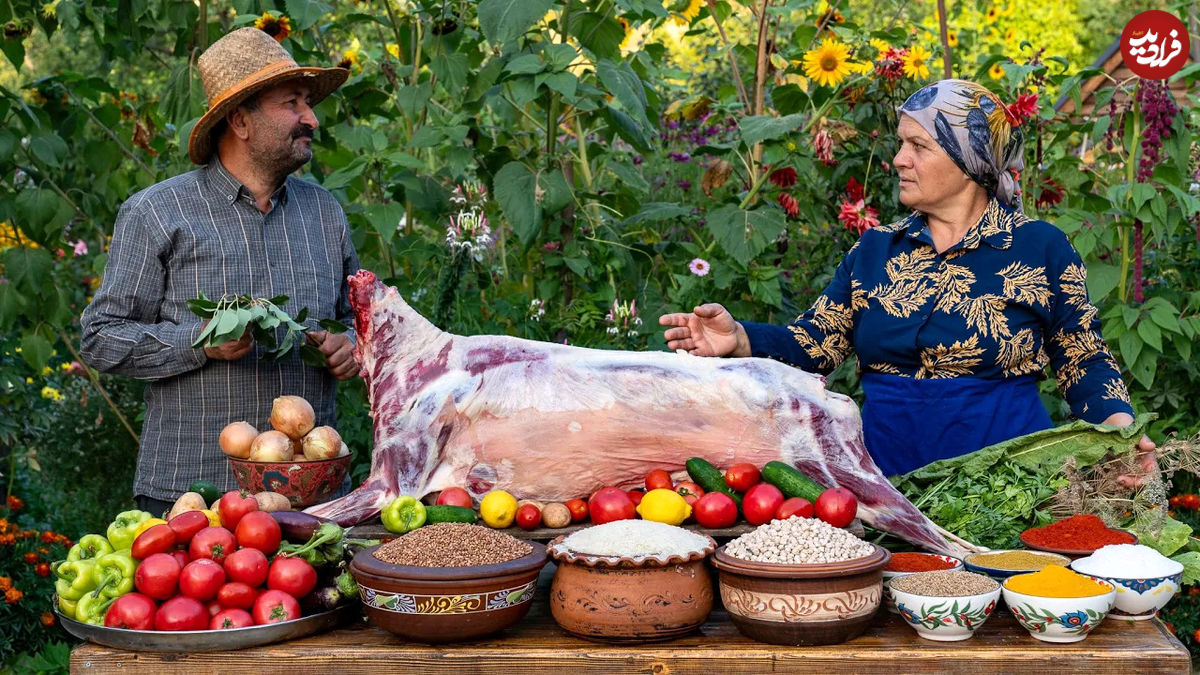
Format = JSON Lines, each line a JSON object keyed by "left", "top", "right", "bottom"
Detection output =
{"left": 187, "top": 293, "right": 346, "bottom": 366}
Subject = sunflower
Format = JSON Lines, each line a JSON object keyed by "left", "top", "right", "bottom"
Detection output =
{"left": 802, "top": 38, "right": 853, "bottom": 88}
{"left": 989, "top": 61, "right": 1006, "bottom": 80}
{"left": 386, "top": 43, "right": 400, "bottom": 59}
{"left": 870, "top": 38, "right": 891, "bottom": 54}
{"left": 901, "top": 44, "right": 931, "bottom": 80}
{"left": 338, "top": 44, "right": 361, "bottom": 71}
{"left": 618, "top": 16, "right": 636, "bottom": 52}
{"left": 253, "top": 13, "right": 291, "bottom": 42}
{"left": 985, "top": 6, "right": 999, "bottom": 23}
{"left": 1003, "top": 27, "right": 1016, "bottom": 43}
{"left": 947, "top": 31, "right": 958, "bottom": 47}
{"left": 667, "top": 0, "right": 704, "bottom": 26}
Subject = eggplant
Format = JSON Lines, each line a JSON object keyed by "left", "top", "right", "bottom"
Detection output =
{"left": 271, "top": 511, "right": 327, "bottom": 544}
{"left": 302, "top": 586, "right": 344, "bottom": 612}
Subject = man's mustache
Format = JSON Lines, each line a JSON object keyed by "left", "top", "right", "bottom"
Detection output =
{"left": 292, "top": 126, "right": 315, "bottom": 140}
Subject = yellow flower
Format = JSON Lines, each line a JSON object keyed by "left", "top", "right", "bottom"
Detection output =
{"left": 902, "top": 44, "right": 932, "bottom": 80}
{"left": 14, "top": 347, "right": 21, "bottom": 353}
{"left": 1004, "top": 28, "right": 1016, "bottom": 43}
{"left": 618, "top": 17, "right": 635, "bottom": 52}
{"left": 60, "top": 363, "right": 72, "bottom": 372}
{"left": 41, "top": 366, "right": 52, "bottom": 376}
{"left": 947, "top": 31, "right": 958, "bottom": 47}
{"left": 24, "top": 377, "right": 32, "bottom": 384}
{"left": 40, "top": 0, "right": 58, "bottom": 18}
{"left": 802, "top": 38, "right": 853, "bottom": 88}
{"left": 870, "top": 38, "right": 891, "bottom": 54}
{"left": 253, "top": 13, "right": 291, "bottom": 42}
{"left": 667, "top": 0, "right": 703, "bottom": 26}
{"left": 985, "top": 6, "right": 999, "bottom": 23}
{"left": 40, "top": 387, "right": 62, "bottom": 402}
{"left": 386, "top": 43, "right": 399, "bottom": 59}
{"left": 338, "top": 39, "right": 362, "bottom": 71}
{"left": 989, "top": 62, "right": 1006, "bottom": 80}
{"left": 848, "top": 60, "right": 874, "bottom": 75}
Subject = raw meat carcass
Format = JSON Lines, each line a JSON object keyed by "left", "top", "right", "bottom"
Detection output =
{"left": 308, "top": 270, "right": 961, "bottom": 554}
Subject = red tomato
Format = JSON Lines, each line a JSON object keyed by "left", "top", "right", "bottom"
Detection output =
{"left": 692, "top": 492, "right": 739, "bottom": 529}
{"left": 743, "top": 483, "right": 785, "bottom": 526}
{"left": 190, "top": 527, "right": 237, "bottom": 564}
{"left": 267, "top": 557, "right": 317, "bottom": 598}
{"left": 645, "top": 469, "right": 673, "bottom": 492}
{"left": 815, "top": 488, "right": 858, "bottom": 528}
{"left": 134, "top": 553, "right": 182, "bottom": 600}
{"left": 587, "top": 487, "right": 636, "bottom": 525}
{"left": 169, "top": 550, "right": 190, "bottom": 569}
{"left": 253, "top": 590, "right": 301, "bottom": 625}
{"left": 207, "top": 600, "right": 223, "bottom": 617}
{"left": 564, "top": 498, "right": 588, "bottom": 523}
{"left": 515, "top": 504, "right": 542, "bottom": 530}
{"left": 218, "top": 490, "right": 259, "bottom": 530}
{"left": 211, "top": 608, "right": 255, "bottom": 630}
{"left": 626, "top": 490, "right": 645, "bottom": 506}
{"left": 179, "top": 558, "right": 227, "bottom": 602}
{"left": 167, "top": 510, "right": 210, "bottom": 546}
{"left": 235, "top": 511, "right": 282, "bottom": 555}
{"left": 223, "top": 547, "right": 269, "bottom": 587}
{"left": 674, "top": 482, "right": 705, "bottom": 507}
{"left": 724, "top": 463, "right": 761, "bottom": 493}
{"left": 217, "top": 582, "right": 260, "bottom": 610}
{"left": 104, "top": 593, "right": 157, "bottom": 630}
{"left": 155, "top": 596, "right": 209, "bottom": 631}
{"left": 435, "top": 488, "right": 473, "bottom": 508}
{"left": 131, "top": 524, "right": 177, "bottom": 560}
{"left": 776, "top": 497, "right": 815, "bottom": 520}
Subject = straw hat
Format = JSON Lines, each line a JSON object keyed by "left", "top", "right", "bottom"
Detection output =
{"left": 187, "top": 28, "right": 348, "bottom": 164}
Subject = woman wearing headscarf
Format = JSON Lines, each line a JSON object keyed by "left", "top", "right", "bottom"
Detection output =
{"left": 659, "top": 79, "right": 1156, "bottom": 478}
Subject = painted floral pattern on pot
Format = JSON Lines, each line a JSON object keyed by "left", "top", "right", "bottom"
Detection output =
{"left": 1009, "top": 603, "right": 1105, "bottom": 636}
{"left": 897, "top": 598, "right": 996, "bottom": 630}
{"left": 229, "top": 456, "right": 349, "bottom": 507}
{"left": 721, "top": 584, "right": 881, "bottom": 622}
{"left": 361, "top": 580, "right": 536, "bottom": 615}
{"left": 1108, "top": 574, "right": 1181, "bottom": 594}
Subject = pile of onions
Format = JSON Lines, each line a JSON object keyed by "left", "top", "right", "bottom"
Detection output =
{"left": 220, "top": 395, "right": 350, "bottom": 462}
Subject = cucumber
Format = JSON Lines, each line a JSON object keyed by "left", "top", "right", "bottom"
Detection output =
{"left": 761, "top": 461, "right": 826, "bottom": 503}
{"left": 425, "top": 505, "right": 478, "bottom": 524}
{"left": 685, "top": 457, "right": 742, "bottom": 506}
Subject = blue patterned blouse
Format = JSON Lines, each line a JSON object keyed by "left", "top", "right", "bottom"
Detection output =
{"left": 741, "top": 198, "right": 1134, "bottom": 424}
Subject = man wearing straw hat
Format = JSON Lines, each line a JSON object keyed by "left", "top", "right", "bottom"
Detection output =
{"left": 81, "top": 28, "right": 359, "bottom": 516}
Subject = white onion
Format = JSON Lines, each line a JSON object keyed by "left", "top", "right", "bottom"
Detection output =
{"left": 219, "top": 421, "right": 258, "bottom": 459}
{"left": 249, "top": 430, "right": 295, "bottom": 461}
{"left": 270, "top": 396, "right": 316, "bottom": 439}
{"left": 302, "top": 426, "right": 343, "bottom": 460}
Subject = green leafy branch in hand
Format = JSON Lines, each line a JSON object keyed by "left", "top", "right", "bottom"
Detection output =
{"left": 187, "top": 293, "right": 347, "bottom": 366}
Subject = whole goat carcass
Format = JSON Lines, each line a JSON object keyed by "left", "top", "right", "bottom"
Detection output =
{"left": 308, "top": 270, "right": 963, "bottom": 554}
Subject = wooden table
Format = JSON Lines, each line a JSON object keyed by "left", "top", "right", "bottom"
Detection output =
{"left": 71, "top": 566, "right": 1190, "bottom": 674}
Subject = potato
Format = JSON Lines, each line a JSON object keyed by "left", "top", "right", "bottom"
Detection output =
{"left": 168, "top": 492, "right": 208, "bottom": 520}
{"left": 516, "top": 499, "right": 544, "bottom": 511}
{"left": 542, "top": 503, "right": 572, "bottom": 528}
{"left": 253, "top": 491, "right": 292, "bottom": 512}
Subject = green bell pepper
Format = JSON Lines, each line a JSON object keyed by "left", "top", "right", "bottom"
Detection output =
{"left": 94, "top": 551, "right": 137, "bottom": 599}
{"left": 106, "top": 510, "right": 153, "bottom": 550}
{"left": 57, "top": 595, "right": 78, "bottom": 619}
{"left": 381, "top": 495, "right": 426, "bottom": 534}
{"left": 76, "top": 589, "right": 115, "bottom": 626}
{"left": 67, "top": 534, "right": 115, "bottom": 562}
{"left": 189, "top": 480, "right": 220, "bottom": 506}
{"left": 55, "top": 559, "right": 99, "bottom": 601}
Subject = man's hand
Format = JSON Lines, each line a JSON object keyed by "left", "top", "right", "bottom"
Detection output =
{"left": 306, "top": 330, "right": 358, "bottom": 380}
{"left": 202, "top": 323, "right": 253, "bottom": 361}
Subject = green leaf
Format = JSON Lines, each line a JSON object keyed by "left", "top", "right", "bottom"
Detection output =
{"left": 595, "top": 59, "right": 651, "bottom": 130}
{"left": 364, "top": 202, "right": 406, "bottom": 244}
{"left": 466, "top": 58, "right": 504, "bottom": 102}
{"left": 572, "top": 12, "right": 623, "bottom": 60}
{"left": 285, "top": 0, "right": 333, "bottom": 31}
{"left": 538, "top": 170, "right": 572, "bottom": 215}
{"left": 624, "top": 202, "right": 691, "bottom": 225}
{"left": 505, "top": 54, "right": 545, "bottom": 75}
{"left": 1128, "top": 512, "right": 1192, "bottom": 557}
{"left": 706, "top": 204, "right": 786, "bottom": 266}
{"left": 477, "top": 0, "right": 554, "bottom": 46}
{"left": 1148, "top": 304, "right": 1181, "bottom": 334}
{"left": 0, "top": 127, "right": 16, "bottom": 164}
{"left": 541, "top": 72, "right": 578, "bottom": 98}
{"left": 1172, "top": 552, "right": 1200, "bottom": 586}
{"left": 2, "top": 246, "right": 53, "bottom": 293}
{"left": 1118, "top": 330, "right": 1142, "bottom": 367}
{"left": 29, "top": 132, "right": 69, "bottom": 167}
{"left": 318, "top": 318, "right": 348, "bottom": 334}
{"left": 300, "top": 344, "right": 328, "bottom": 367}
{"left": 494, "top": 161, "right": 540, "bottom": 246}
{"left": 13, "top": 188, "right": 63, "bottom": 242}
{"left": 1136, "top": 320, "right": 1162, "bottom": 353}
{"left": 429, "top": 53, "right": 469, "bottom": 92}
{"left": 1130, "top": 352, "right": 1156, "bottom": 389}
{"left": 606, "top": 162, "right": 649, "bottom": 196}
{"left": 739, "top": 114, "right": 805, "bottom": 147}
{"left": 0, "top": 37, "right": 25, "bottom": 73}
{"left": 1175, "top": 333, "right": 1192, "bottom": 362}
{"left": 160, "top": 62, "right": 204, "bottom": 127}
{"left": 543, "top": 43, "right": 579, "bottom": 71}
{"left": 395, "top": 82, "right": 432, "bottom": 118}
{"left": 186, "top": 297, "right": 219, "bottom": 317}
{"left": 1129, "top": 182, "right": 1156, "bottom": 216}
{"left": 20, "top": 333, "right": 52, "bottom": 371}
{"left": 602, "top": 105, "right": 651, "bottom": 151}
{"left": 770, "top": 85, "right": 806, "bottom": 116}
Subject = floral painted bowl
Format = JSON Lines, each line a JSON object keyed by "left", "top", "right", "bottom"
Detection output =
{"left": 349, "top": 541, "right": 549, "bottom": 643}
{"left": 1068, "top": 561, "right": 1183, "bottom": 621}
{"left": 881, "top": 554, "right": 963, "bottom": 613}
{"left": 228, "top": 454, "right": 350, "bottom": 507}
{"left": 888, "top": 581, "right": 1001, "bottom": 641}
{"left": 1001, "top": 580, "right": 1116, "bottom": 643}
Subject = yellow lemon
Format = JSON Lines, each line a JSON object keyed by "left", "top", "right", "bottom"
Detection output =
{"left": 480, "top": 491, "right": 518, "bottom": 528}
{"left": 133, "top": 518, "right": 167, "bottom": 539}
{"left": 635, "top": 489, "right": 692, "bottom": 525}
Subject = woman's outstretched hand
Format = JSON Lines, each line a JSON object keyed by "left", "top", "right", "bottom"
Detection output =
{"left": 658, "top": 303, "right": 751, "bottom": 357}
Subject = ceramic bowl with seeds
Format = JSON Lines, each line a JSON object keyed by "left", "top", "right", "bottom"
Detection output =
{"left": 349, "top": 524, "right": 549, "bottom": 643}
{"left": 888, "top": 571, "right": 1001, "bottom": 642}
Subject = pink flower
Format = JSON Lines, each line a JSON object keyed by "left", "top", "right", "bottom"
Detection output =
{"left": 71, "top": 240, "right": 88, "bottom": 256}
{"left": 812, "top": 129, "right": 836, "bottom": 166}
{"left": 768, "top": 167, "right": 798, "bottom": 188}
{"left": 688, "top": 258, "right": 711, "bottom": 277}
{"left": 1006, "top": 93, "right": 1039, "bottom": 126}
{"left": 837, "top": 199, "right": 880, "bottom": 235}
{"left": 777, "top": 192, "right": 800, "bottom": 218}
{"left": 846, "top": 177, "right": 864, "bottom": 202}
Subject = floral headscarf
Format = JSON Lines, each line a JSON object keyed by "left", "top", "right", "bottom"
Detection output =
{"left": 898, "top": 79, "right": 1025, "bottom": 211}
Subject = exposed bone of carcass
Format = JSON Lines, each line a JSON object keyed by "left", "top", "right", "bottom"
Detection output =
{"left": 307, "top": 270, "right": 962, "bottom": 555}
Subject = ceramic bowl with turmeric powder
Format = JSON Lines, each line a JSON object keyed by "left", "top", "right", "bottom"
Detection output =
{"left": 1001, "top": 565, "right": 1116, "bottom": 643}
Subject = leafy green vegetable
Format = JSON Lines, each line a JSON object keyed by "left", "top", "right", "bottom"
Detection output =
{"left": 1128, "top": 510, "right": 1193, "bottom": 557}
{"left": 188, "top": 292, "right": 347, "bottom": 365}
{"left": 1172, "top": 552, "right": 1200, "bottom": 586}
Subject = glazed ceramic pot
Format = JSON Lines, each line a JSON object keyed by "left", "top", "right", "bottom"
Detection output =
{"left": 349, "top": 542, "right": 549, "bottom": 643}
{"left": 1001, "top": 580, "right": 1116, "bottom": 643}
{"left": 546, "top": 534, "right": 717, "bottom": 643}
{"left": 1068, "top": 560, "right": 1182, "bottom": 620}
{"left": 888, "top": 581, "right": 1001, "bottom": 641}
{"left": 880, "top": 554, "right": 963, "bottom": 613}
{"left": 228, "top": 454, "right": 351, "bottom": 507}
{"left": 712, "top": 544, "right": 890, "bottom": 646}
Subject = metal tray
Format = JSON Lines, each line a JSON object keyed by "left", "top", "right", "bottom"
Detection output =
{"left": 56, "top": 603, "right": 359, "bottom": 652}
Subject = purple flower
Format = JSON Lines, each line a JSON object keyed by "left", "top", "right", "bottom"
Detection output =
{"left": 632, "top": 155, "right": 643, "bottom": 165}
{"left": 668, "top": 152, "right": 691, "bottom": 163}
{"left": 689, "top": 258, "right": 711, "bottom": 277}
{"left": 676, "top": 180, "right": 691, "bottom": 190}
